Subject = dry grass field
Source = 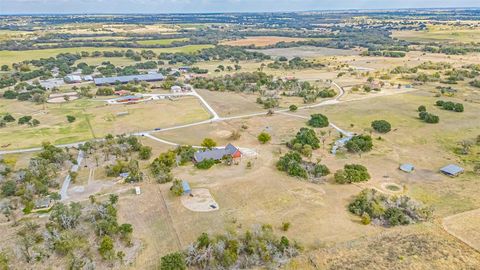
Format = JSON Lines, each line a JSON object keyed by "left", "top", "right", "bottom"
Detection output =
{"left": 393, "top": 25, "right": 480, "bottom": 43}
{"left": 443, "top": 208, "right": 480, "bottom": 252}
{"left": 220, "top": 36, "right": 307, "bottom": 47}
{"left": 0, "top": 96, "right": 210, "bottom": 149}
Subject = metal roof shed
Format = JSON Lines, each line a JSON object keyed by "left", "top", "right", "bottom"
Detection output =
{"left": 182, "top": 180, "right": 191, "bottom": 195}
{"left": 440, "top": 164, "right": 464, "bottom": 177}
{"left": 399, "top": 163, "right": 415, "bottom": 173}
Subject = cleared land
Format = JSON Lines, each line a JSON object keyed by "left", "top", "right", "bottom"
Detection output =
{"left": 251, "top": 46, "right": 360, "bottom": 58}
{"left": 443, "top": 208, "right": 480, "bottom": 252}
{"left": 220, "top": 36, "right": 307, "bottom": 47}
{"left": 0, "top": 96, "right": 210, "bottom": 149}
{"left": 0, "top": 44, "right": 213, "bottom": 66}
{"left": 393, "top": 25, "right": 480, "bottom": 43}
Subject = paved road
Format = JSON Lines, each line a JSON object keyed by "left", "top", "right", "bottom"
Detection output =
{"left": 60, "top": 150, "right": 84, "bottom": 201}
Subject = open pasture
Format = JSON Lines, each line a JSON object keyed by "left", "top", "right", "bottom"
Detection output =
{"left": 220, "top": 36, "right": 307, "bottom": 47}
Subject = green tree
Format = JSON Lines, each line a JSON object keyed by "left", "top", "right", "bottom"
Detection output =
{"left": 334, "top": 164, "right": 370, "bottom": 184}
{"left": 98, "top": 236, "right": 115, "bottom": 260}
{"left": 371, "top": 120, "right": 391, "bottom": 133}
{"left": 18, "top": 116, "right": 32, "bottom": 125}
{"left": 138, "top": 146, "right": 152, "bottom": 160}
{"left": 201, "top": 138, "right": 217, "bottom": 149}
{"left": 257, "top": 132, "right": 271, "bottom": 144}
{"left": 346, "top": 135, "right": 373, "bottom": 154}
{"left": 290, "top": 128, "right": 320, "bottom": 149}
{"left": 2, "top": 114, "right": 14, "bottom": 123}
{"left": 308, "top": 113, "right": 329, "bottom": 128}
{"left": 289, "top": 104, "right": 298, "bottom": 112}
{"left": 160, "top": 252, "right": 186, "bottom": 270}
{"left": 31, "top": 119, "right": 40, "bottom": 127}
{"left": 170, "top": 179, "right": 184, "bottom": 196}
{"left": 417, "top": 105, "right": 426, "bottom": 112}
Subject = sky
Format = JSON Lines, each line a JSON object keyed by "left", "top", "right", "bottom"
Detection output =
{"left": 0, "top": 0, "right": 479, "bottom": 14}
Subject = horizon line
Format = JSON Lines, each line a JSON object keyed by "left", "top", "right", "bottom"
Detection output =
{"left": 1, "top": 6, "right": 480, "bottom": 16}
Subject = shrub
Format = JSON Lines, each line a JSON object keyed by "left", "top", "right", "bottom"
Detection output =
{"left": 334, "top": 164, "right": 370, "bottom": 184}
{"left": 195, "top": 159, "right": 216, "bottom": 170}
{"left": 66, "top": 115, "right": 76, "bottom": 123}
{"left": 257, "top": 132, "right": 271, "bottom": 144}
{"left": 289, "top": 104, "right": 298, "bottom": 111}
{"left": 170, "top": 179, "right": 184, "bottom": 196}
{"left": 348, "top": 189, "right": 432, "bottom": 227}
{"left": 138, "top": 146, "right": 152, "bottom": 160}
{"left": 308, "top": 113, "right": 329, "bottom": 128}
{"left": 3, "top": 114, "right": 15, "bottom": 122}
{"left": 18, "top": 115, "right": 32, "bottom": 125}
{"left": 371, "top": 120, "right": 391, "bottom": 133}
{"left": 417, "top": 105, "right": 426, "bottom": 112}
{"left": 282, "top": 222, "right": 291, "bottom": 231}
{"left": 160, "top": 252, "right": 186, "bottom": 270}
{"left": 98, "top": 236, "right": 115, "bottom": 260}
{"left": 277, "top": 151, "right": 307, "bottom": 178}
{"left": 313, "top": 164, "right": 330, "bottom": 177}
{"left": 31, "top": 119, "right": 40, "bottom": 126}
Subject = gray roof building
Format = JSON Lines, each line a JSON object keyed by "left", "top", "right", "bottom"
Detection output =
{"left": 94, "top": 73, "right": 164, "bottom": 86}
{"left": 440, "top": 164, "right": 464, "bottom": 177}
{"left": 399, "top": 163, "right": 415, "bottom": 173}
{"left": 194, "top": 143, "right": 240, "bottom": 163}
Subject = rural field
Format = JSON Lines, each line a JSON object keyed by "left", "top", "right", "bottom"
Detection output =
{"left": 1, "top": 7, "right": 480, "bottom": 270}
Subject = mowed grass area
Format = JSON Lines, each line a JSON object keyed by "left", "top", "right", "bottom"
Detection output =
{"left": 0, "top": 96, "right": 210, "bottom": 149}
{"left": 136, "top": 38, "right": 189, "bottom": 45}
{"left": 0, "top": 44, "right": 213, "bottom": 66}
{"left": 393, "top": 25, "right": 480, "bottom": 43}
{"left": 220, "top": 36, "right": 307, "bottom": 47}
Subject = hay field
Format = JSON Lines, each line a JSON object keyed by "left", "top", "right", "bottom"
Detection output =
{"left": 220, "top": 36, "right": 307, "bottom": 47}
{"left": 136, "top": 38, "right": 189, "bottom": 45}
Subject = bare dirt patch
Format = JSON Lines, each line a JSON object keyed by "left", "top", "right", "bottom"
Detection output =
{"left": 181, "top": 188, "right": 219, "bottom": 212}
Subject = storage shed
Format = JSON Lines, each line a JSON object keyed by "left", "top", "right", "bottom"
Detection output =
{"left": 440, "top": 164, "right": 464, "bottom": 177}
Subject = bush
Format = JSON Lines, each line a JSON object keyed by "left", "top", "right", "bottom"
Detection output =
{"left": 313, "top": 164, "right": 330, "bottom": 177}
{"left": 195, "top": 159, "right": 216, "bottom": 170}
{"left": 348, "top": 189, "right": 432, "bottom": 227}
{"left": 257, "top": 132, "right": 271, "bottom": 144}
{"left": 371, "top": 120, "right": 391, "bottom": 133}
{"left": 417, "top": 105, "right": 426, "bottom": 112}
{"left": 66, "top": 115, "right": 76, "bottom": 123}
{"left": 138, "top": 146, "right": 152, "bottom": 160}
{"left": 308, "top": 113, "right": 329, "bottom": 128}
{"left": 98, "top": 236, "right": 115, "bottom": 260}
{"left": 170, "top": 179, "right": 184, "bottom": 196}
{"left": 18, "top": 115, "right": 32, "bottom": 125}
{"left": 289, "top": 104, "right": 298, "bottom": 111}
{"left": 160, "top": 252, "right": 186, "bottom": 270}
{"left": 419, "top": 112, "right": 439, "bottom": 123}
{"left": 201, "top": 138, "right": 217, "bottom": 149}
{"left": 345, "top": 135, "right": 373, "bottom": 153}
{"left": 277, "top": 151, "right": 307, "bottom": 179}
{"left": 334, "top": 164, "right": 370, "bottom": 184}
{"left": 3, "top": 114, "right": 15, "bottom": 122}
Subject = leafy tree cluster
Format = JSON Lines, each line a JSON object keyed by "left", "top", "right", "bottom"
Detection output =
{"left": 361, "top": 51, "right": 406, "bottom": 57}
{"left": 419, "top": 111, "right": 440, "bottom": 124}
{"left": 288, "top": 127, "right": 320, "bottom": 152}
{"left": 371, "top": 120, "right": 391, "bottom": 133}
{"left": 435, "top": 100, "right": 464, "bottom": 112}
{"left": 334, "top": 164, "right": 370, "bottom": 184}
{"left": 277, "top": 151, "right": 330, "bottom": 180}
{"left": 256, "top": 97, "right": 279, "bottom": 109}
{"left": 267, "top": 57, "right": 324, "bottom": 70}
{"left": 345, "top": 135, "right": 373, "bottom": 154}
{"left": 257, "top": 132, "right": 271, "bottom": 144}
{"left": 348, "top": 189, "right": 432, "bottom": 227}
{"left": 307, "top": 113, "right": 329, "bottom": 128}
{"left": 160, "top": 225, "right": 300, "bottom": 269}
{"left": 195, "top": 159, "right": 217, "bottom": 170}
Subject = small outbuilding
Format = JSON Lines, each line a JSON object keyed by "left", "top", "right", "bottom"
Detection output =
{"left": 171, "top": 85, "right": 182, "bottom": 93}
{"left": 440, "top": 164, "right": 464, "bottom": 177}
{"left": 399, "top": 163, "right": 415, "bottom": 173}
{"left": 34, "top": 197, "right": 53, "bottom": 210}
{"left": 182, "top": 180, "right": 191, "bottom": 195}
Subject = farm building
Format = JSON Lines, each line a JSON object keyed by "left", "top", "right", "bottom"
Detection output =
{"left": 399, "top": 163, "right": 415, "bottom": 173}
{"left": 94, "top": 73, "right": 164, "bottom": 86}
{"left": 194, "top": 143, "right": 242, "bottom": 163}
{"left": 440, "top": 164, "right": 464, "bottom": 177}
{"left": 34, "top": 197, "right": 53, "bottom": 210}
{"left": 64, "top": 75, "right": 82, "bottom": 83}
